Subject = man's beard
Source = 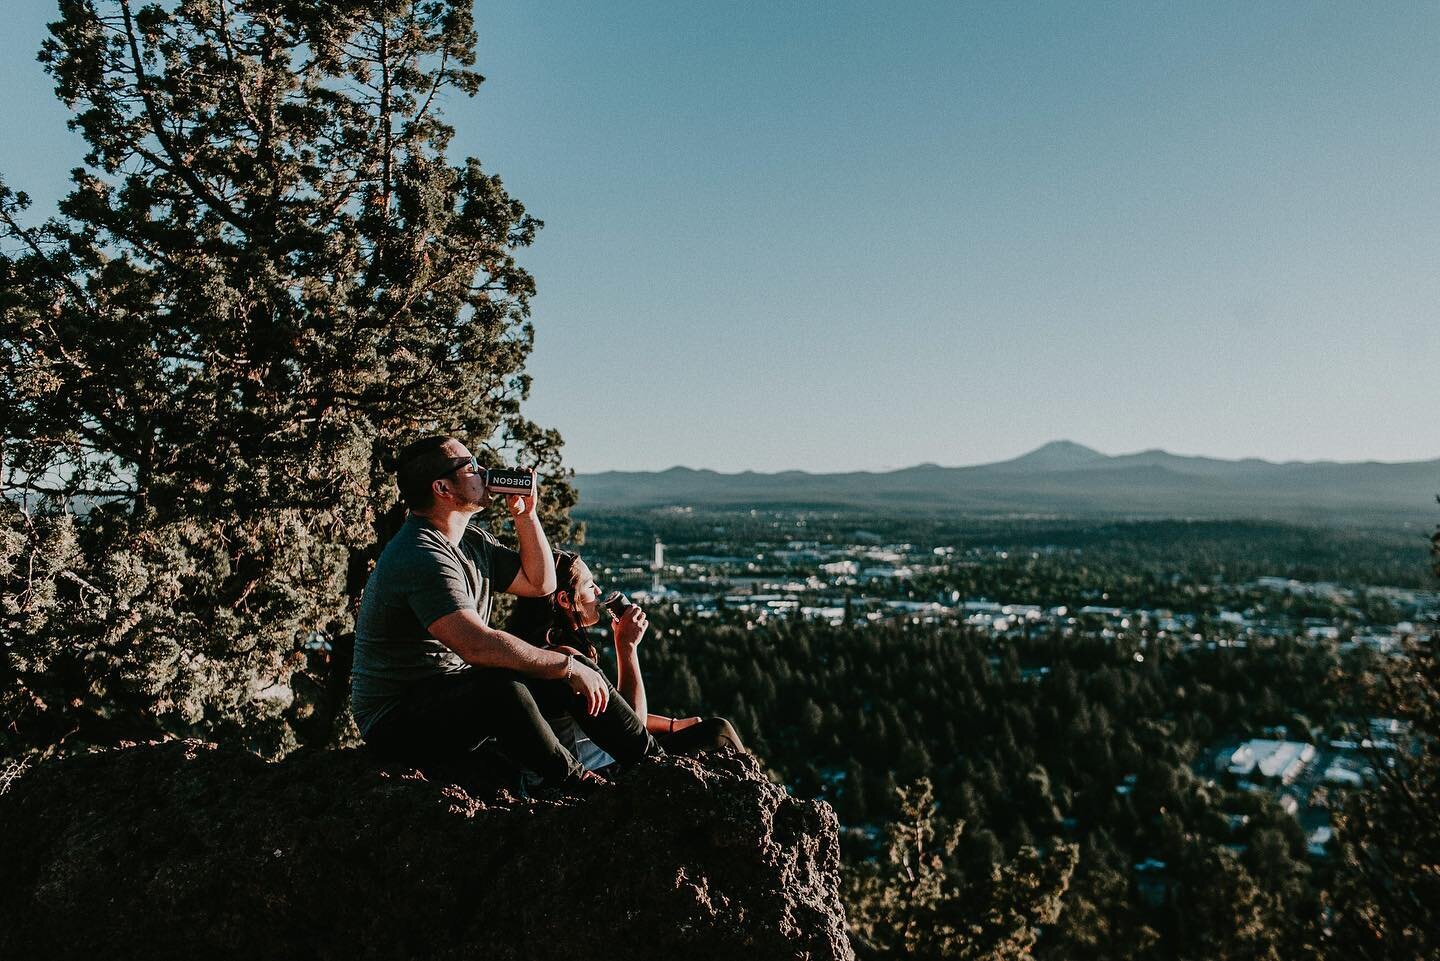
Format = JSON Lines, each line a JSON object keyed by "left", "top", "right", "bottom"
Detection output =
{"left": 454, "top": 490, "right": 487, "bottom": 512}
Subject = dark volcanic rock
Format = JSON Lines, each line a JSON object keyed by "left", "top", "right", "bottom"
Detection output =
{"left": 0, "top": 741, "right": 853, "bottom": 961}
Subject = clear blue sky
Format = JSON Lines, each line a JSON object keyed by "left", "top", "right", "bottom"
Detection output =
{"left": 3, "top": 1, "right": 1437, "bottom": 472}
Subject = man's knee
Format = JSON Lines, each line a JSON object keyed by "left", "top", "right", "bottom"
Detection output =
{"left": 469, "top": 667, "right": 534, "bottom": 697}
{"left": 464, "top": 668, "right": 554, "bottom": 724}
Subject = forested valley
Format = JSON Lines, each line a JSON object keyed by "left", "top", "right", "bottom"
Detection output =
{"left": 574, "top": 514, "right": 1438, "bottom": 960}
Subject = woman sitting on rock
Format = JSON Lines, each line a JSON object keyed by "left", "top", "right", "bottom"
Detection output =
{"left": 508, "top": 551, "right": 745, "bottom": 766}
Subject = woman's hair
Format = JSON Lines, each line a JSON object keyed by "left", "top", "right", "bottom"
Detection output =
{"left": 505, "top": 550, "right": 597, "bottom": 660}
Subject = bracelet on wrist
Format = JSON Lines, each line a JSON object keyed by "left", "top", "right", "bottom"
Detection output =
{"left": 563, "top": 654, "right": 574, "bottom": 682}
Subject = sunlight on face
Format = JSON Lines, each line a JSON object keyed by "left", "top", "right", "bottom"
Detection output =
{"left": 567, "top": 559, "right": 604, "bottom": 628}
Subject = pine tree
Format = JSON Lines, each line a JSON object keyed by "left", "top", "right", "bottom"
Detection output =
{"left": 1048, "top": 861, "right": 1160, "bottom": 961}
{"left": 845, "top": 778, "right": 1078, "bottom": 960}
{"left": 672, "top": 664, "right": 703, "bottom": 708}
{"left": 1315, "top": 514, "right": 1440, "bottom": 961}
{"left": 841, "top": 759, "right": 869, "bottom": 825}
{"left": 1325, "top": 638, "right": 1440, "bottom": 961}
{"left": 1, "top": 0, "right": 569, "bottom": 758}
{"left": 1175, "top": 848, "right": 1287, "bottom": 961}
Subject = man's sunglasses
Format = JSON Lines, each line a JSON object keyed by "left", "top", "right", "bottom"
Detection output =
{"left": 434, "top": 455, "right": 482, "bottom": 482}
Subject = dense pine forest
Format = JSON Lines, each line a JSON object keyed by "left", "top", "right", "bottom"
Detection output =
{"left": 625, "top": 614, "right": 1326, "bottom": 958}
{"left": 573, "top": 513, "right": 1438, "bottom": 960}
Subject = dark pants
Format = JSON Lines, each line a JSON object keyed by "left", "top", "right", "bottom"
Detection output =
{"left": 363, "top": 657, "right": 661, "bottom": 785}
{"left": 657, "top": 716, "right": 746, "bottom": 755}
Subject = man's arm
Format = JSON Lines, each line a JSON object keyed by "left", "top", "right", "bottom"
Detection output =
{"left": 429, "top": 609, "right": 608, "bottom": 714}
{"left": 503, "top": 488, "right": 556, "bottom": 597}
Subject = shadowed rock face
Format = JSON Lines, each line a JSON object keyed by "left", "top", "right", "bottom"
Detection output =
{"left": 0, "top": 741, "right": 853, "bottom": 961}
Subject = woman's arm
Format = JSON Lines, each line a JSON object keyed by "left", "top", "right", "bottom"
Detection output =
{"left": 613, "top": 608, "right": 649, "bottom": 724}
{"left": 612, "top": 607, "right": 703, "bottom": 735}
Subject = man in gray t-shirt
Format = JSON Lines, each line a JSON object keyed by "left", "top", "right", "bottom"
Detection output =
{"left": 352, "top": 436, "right": 660, "bottom": 787}
{"left": 352, "top": 517, "right": 522, "bottom": 734}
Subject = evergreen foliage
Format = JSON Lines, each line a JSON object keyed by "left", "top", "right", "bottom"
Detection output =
{"left": 1, "top": 0, "right": 570, "bottom": 758}
{"left": 611, "top": 606, "right": 1373, "bottom": 958}
{"left": 578, "top": 510, "right": 1435, "bottom": 957}
{"left": 1326, "top": 624, "right": 1439, "bottom": 957}
{"left": 845, "top": 777, "right": 1078, "bottom": 959}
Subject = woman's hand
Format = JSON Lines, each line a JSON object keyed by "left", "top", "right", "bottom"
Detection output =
{"left": 613, "top": 605, "right": 649, "bottom": 650}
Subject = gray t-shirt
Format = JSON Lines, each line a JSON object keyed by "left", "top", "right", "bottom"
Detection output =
{"left": 350, "top": 515, "right": 522, "bottom": 735}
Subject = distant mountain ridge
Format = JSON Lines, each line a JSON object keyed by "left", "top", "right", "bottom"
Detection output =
{"left": 573, "top": 442, "right": 1440, "bottom": 523}
{"left": 988, "top": 440, "right": 1110, "bottom": 473}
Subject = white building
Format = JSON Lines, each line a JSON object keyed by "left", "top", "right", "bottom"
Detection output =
{"left": 1324, "top": 765, "right": 1363, "bottom": 788}
{"left": 1227, "top": 740, "right": 1316, "bottom": 784}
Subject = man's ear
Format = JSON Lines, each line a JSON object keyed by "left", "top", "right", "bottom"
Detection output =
{"left": 432, "top": 479, "right": 450, "bottom": 501}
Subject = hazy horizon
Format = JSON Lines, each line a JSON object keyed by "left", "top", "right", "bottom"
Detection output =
{"left": 577, "top": 438, "right": 1440, "bottom": 476}
{"left": 3, "top": 1, "right": 1438, "bottom": 474}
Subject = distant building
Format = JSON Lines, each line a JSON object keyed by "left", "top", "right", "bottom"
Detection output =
{"left": 1226, "top": 740, "right": 1316, "bottom": 784}
{"left": 801, "top": 606, "right": 847, "bottom": 626}
{"left": 1349, "top": 633, "right": 1397, "bottom": 653}
{"left": 1324, "top": 764, "right": 1364, "bottom": 788}
{"left": 1307, "top": 825, "right": 1334, "bottom": 858}
{"left": 1370, "top": 717, "right": 1406, "bottom": 737}
{"left": 860, "top": 565, "right": 912, "bottom": 580}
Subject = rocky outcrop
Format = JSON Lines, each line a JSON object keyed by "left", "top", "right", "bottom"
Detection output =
{"left": 0, "top": 741, "right": 853, "bottom": 961}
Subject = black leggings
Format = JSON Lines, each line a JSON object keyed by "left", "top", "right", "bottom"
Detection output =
{"left": 656, "top": 716, "right": 746, "bottom": 755}
{"left": 363, "top": 657, "right": 661, "bottom": 785}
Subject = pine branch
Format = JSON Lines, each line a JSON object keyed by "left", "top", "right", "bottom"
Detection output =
{"left": 118, "top": 0, "right": 251, "bottom": 237}
{"left": 0, "top": 205, "right": 91, "bottom": 310}
{"left": 408, "top": 50, "right": 450, "bottom": 129}
{"left": 216, "top": 0, "right": 262, "bottom": 134}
